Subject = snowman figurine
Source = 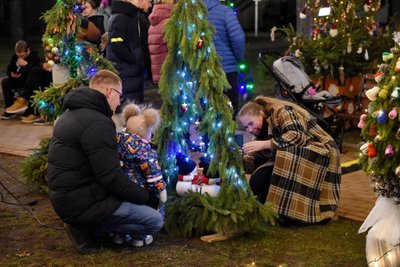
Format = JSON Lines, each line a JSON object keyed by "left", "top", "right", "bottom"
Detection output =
{"left": 175, "top": 155, "right": 200, "bottom": 196}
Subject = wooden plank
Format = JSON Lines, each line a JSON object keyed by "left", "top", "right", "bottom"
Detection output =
{"left": 200, "top": 233, "right": 230, "bottom": 243}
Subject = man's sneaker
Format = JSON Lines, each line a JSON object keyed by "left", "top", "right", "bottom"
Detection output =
{"left": 5, "top": 97, "right": 28, "bottom": 114}
{"left": 112, "top": 234, "right": 132, "bottom": 245}
{"left": 1, "top": 112, "right": 15, "bottom": 120}
{"left": 63, "top": 223, "right": 100, "bottom": 254}
{"left": 33, "top": 116, "right": 50, "bottom": 125}
{"left": 21, "top": 114, "right": 40, "bottom": 123}
{"left": 131, "top": 235, "right": 153, "bottom": 247}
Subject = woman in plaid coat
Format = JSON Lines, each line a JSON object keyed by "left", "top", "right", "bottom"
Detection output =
{"left": 237, "top": 96, "right": 341, "bottom": 224}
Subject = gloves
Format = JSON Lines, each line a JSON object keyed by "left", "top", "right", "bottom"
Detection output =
{"left": 159, "top": 189, "right": 167, "bottom": 203}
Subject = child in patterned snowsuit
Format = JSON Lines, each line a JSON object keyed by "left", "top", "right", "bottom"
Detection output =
{"left": 116, "top": 103, "right": 167, "bottom": 204}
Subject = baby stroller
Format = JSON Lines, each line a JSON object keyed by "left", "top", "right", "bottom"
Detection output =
{"left": 257, "top": 52, "right": 344, "bottom": 151}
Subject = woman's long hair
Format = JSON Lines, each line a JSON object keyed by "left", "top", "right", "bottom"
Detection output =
{"left": 237, "top": 96, "right": 311, "bottom": 121}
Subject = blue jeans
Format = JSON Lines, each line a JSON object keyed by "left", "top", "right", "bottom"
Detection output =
{"left": 91, "top": 202, "right": 163, "bottom": 236}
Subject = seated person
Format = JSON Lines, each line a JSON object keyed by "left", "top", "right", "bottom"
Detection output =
{"left": 6, "top": 61, "right": 52, "bottom": 123}
{"left": 237, "top": 96, "right": 341, "bottom": 225}
{"left": 1, "top": 40, "right": 40, "bottom": 120}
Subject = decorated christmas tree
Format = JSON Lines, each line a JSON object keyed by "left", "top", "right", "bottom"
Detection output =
{"left": 282, "top": 0, "right": 391, "bottom": 82}
{"left": 357, "top": 32, "right": 400, "bottom": 266}
{"left": 20, "top": 0, "right": 116, "bottom": 191}
{"left": 157, "top": 0, "right": 276, "bottom": 236}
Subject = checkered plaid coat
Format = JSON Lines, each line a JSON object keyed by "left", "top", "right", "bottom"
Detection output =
{"left": 262, "top": 103, "right": 341, "bottom": 223}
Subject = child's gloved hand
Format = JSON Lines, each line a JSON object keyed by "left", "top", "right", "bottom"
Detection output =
{"left": 159, "top": 189, "right": 167, "bottom": 203}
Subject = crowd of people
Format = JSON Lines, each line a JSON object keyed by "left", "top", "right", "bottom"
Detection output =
{"left": 0, "top": 0, "right": 342, "bottom": 254}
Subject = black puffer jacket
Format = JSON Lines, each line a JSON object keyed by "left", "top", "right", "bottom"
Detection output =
{"left": 106, "top": 1, "right": 144, "bottom": 101}
{"left": 47, "top": 87, "right": 149, "bottom": 224}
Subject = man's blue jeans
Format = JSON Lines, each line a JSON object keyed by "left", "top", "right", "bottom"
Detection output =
{"left": 91, "top": 202, "right": 163, "bottom": 236}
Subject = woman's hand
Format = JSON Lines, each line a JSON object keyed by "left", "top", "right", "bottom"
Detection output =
{"left": 242, "top": 140, "right": 273, "bottom": 154}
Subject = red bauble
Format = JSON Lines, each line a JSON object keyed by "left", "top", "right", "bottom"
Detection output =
{"left": 181, "top": 103, "right": 188, "bottom": 113}
{"left": 197, "top": 39, "right": 203, "bottom": 49}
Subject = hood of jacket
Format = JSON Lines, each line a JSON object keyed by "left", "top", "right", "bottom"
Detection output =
{"left": 148, "top": 4, "right": 173, "bottom": 26}
{"left": 64, "top": 87, "right": 113, "bottom": 118}
{"left": 111, "top": 0, "right": 139, "bottom": 16}
{"left": 201, "top": 0, "right": 219, "bottom": 10}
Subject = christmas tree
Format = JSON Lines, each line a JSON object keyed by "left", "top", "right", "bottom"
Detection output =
{"left": 157, "top": 0, "right": 276, "bottom": 236}
{"left": 20, "top": 0, "right": 116, "bottom": 191}
{"left": 358, "top": 32, "right": 400, "bottom": 266}
{"left": 282, "top": 0, "right": 391, "bottom": 82}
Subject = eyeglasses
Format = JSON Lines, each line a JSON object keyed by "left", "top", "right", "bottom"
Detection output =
{"left": 110, "top": 88, "right": 125, "bottom": 102}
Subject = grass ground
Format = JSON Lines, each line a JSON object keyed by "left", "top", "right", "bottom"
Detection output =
{"left": 0, "top": 154, "right": 367, "bottom": 267}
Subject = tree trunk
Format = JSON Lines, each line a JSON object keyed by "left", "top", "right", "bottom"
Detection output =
{"left": 9, "top": 0, "right": 24, "bottom": 46}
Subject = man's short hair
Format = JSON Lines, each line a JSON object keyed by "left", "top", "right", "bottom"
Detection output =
{"left": 15, "top": 40, "right": 28, "bottom": 53}
{"left": 89, "top": 70, "right": 121, "bottom": 89}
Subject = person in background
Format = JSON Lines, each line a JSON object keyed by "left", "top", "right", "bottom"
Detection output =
{"left": 1, "top": 40, "right": 40, "bottom": 120}
{"left": 99, "top": 0, "right": 112, "bottom": 17}
{"left": 237, "top": 96, "right": 341, "bottom": 226}
{"left": 81, "top": 0, "right": 108, "bottom": 48}
{"left": 47, "top": 70, "right": 163, "bottom": 254}
{"left": 5, "top": 61, "right": 52, "bottom": 123}
{"left": 148, "top": 0, "right": 174, "bottom": 84}
{"left": 138, "top": 0, "right": 153, "bottom": 85}
{"left": 107, "top": 0, "right": 151, "bottom": 105}
{"left": 202, "top": 0, "right": 245, "bottom": 117}
{"left": 99, "top": 32, "right": 108, "bottom": 56}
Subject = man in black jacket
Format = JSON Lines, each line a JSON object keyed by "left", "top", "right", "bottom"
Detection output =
{"left": 47, "top": 70, "right": 163, "bottom": 254}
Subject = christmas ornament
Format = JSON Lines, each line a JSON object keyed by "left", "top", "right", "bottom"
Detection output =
{"left": 347, "top": 37, "right": 352, "bottom": 53}
{"left": 374, "top": 71, "right": 384, "bottom": 83}
{"left": 329, "top": 24, "right": 338, "bottom": 37}
{"left": 395, "top": 166, "right": 400, "bottom": 177}
{"left": 299, "top": 8, "right": 307, "bottom": 19}
{"left": 364, "top": 49, "right": 369, "bottom": 60}
{"left": 51, "top": 47, "right": 59, "bottom": 55}
{"left": 197, "top": 38, "right": 203, "bottom": 49}
{"left": 181, "top": 103, "right": 188, "bottom": 113}
{"left": 47, "top": 60, "right": 55, "bottom": 67}
{"left": 366, "top": 86, "right": 380, "bottom": 101}
{"left": 395, "top": 58, "right": 400, "bottom": 72}
{"left": 360, "top": 143, "right": 369, "bottom": 155}
{"left": 369, "top": 124, "right": 377, "bottom": 137}
{"left": 391, "top": 87, "right": 400, "bottom": 99}
{"left": 357, "top": 46, "right": 363, "bottom": 54}
{"left": 378, "top": 86, "right": 389, "bottom": 99}
{"left": 382, "top": 52, "right": 393, "bottom": 62}
{"left": 396, "top": 128, "right": 400, "bottom": 140}
{"left": 339, "top": 66, "right": 345, "bottom": 86}
{"left": 385, "top": 144, "right": 394, "bottom": 157}
{"left": 358, "top": 114, "right": 367, "bottom": 128}
{"left": 295, "top": 49, "right": 302, "bottom": 58}
{"left": 270, "top": 26, "right": 276, "bottom": 42}
{"left": 377, "top": 110, "right": 387, "bottom": 124}
{"left": 368, "top": 143, "right": 377, "bottom": 157}
{"left": 388, "top": 108, "right": 398, "bottom": 119}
